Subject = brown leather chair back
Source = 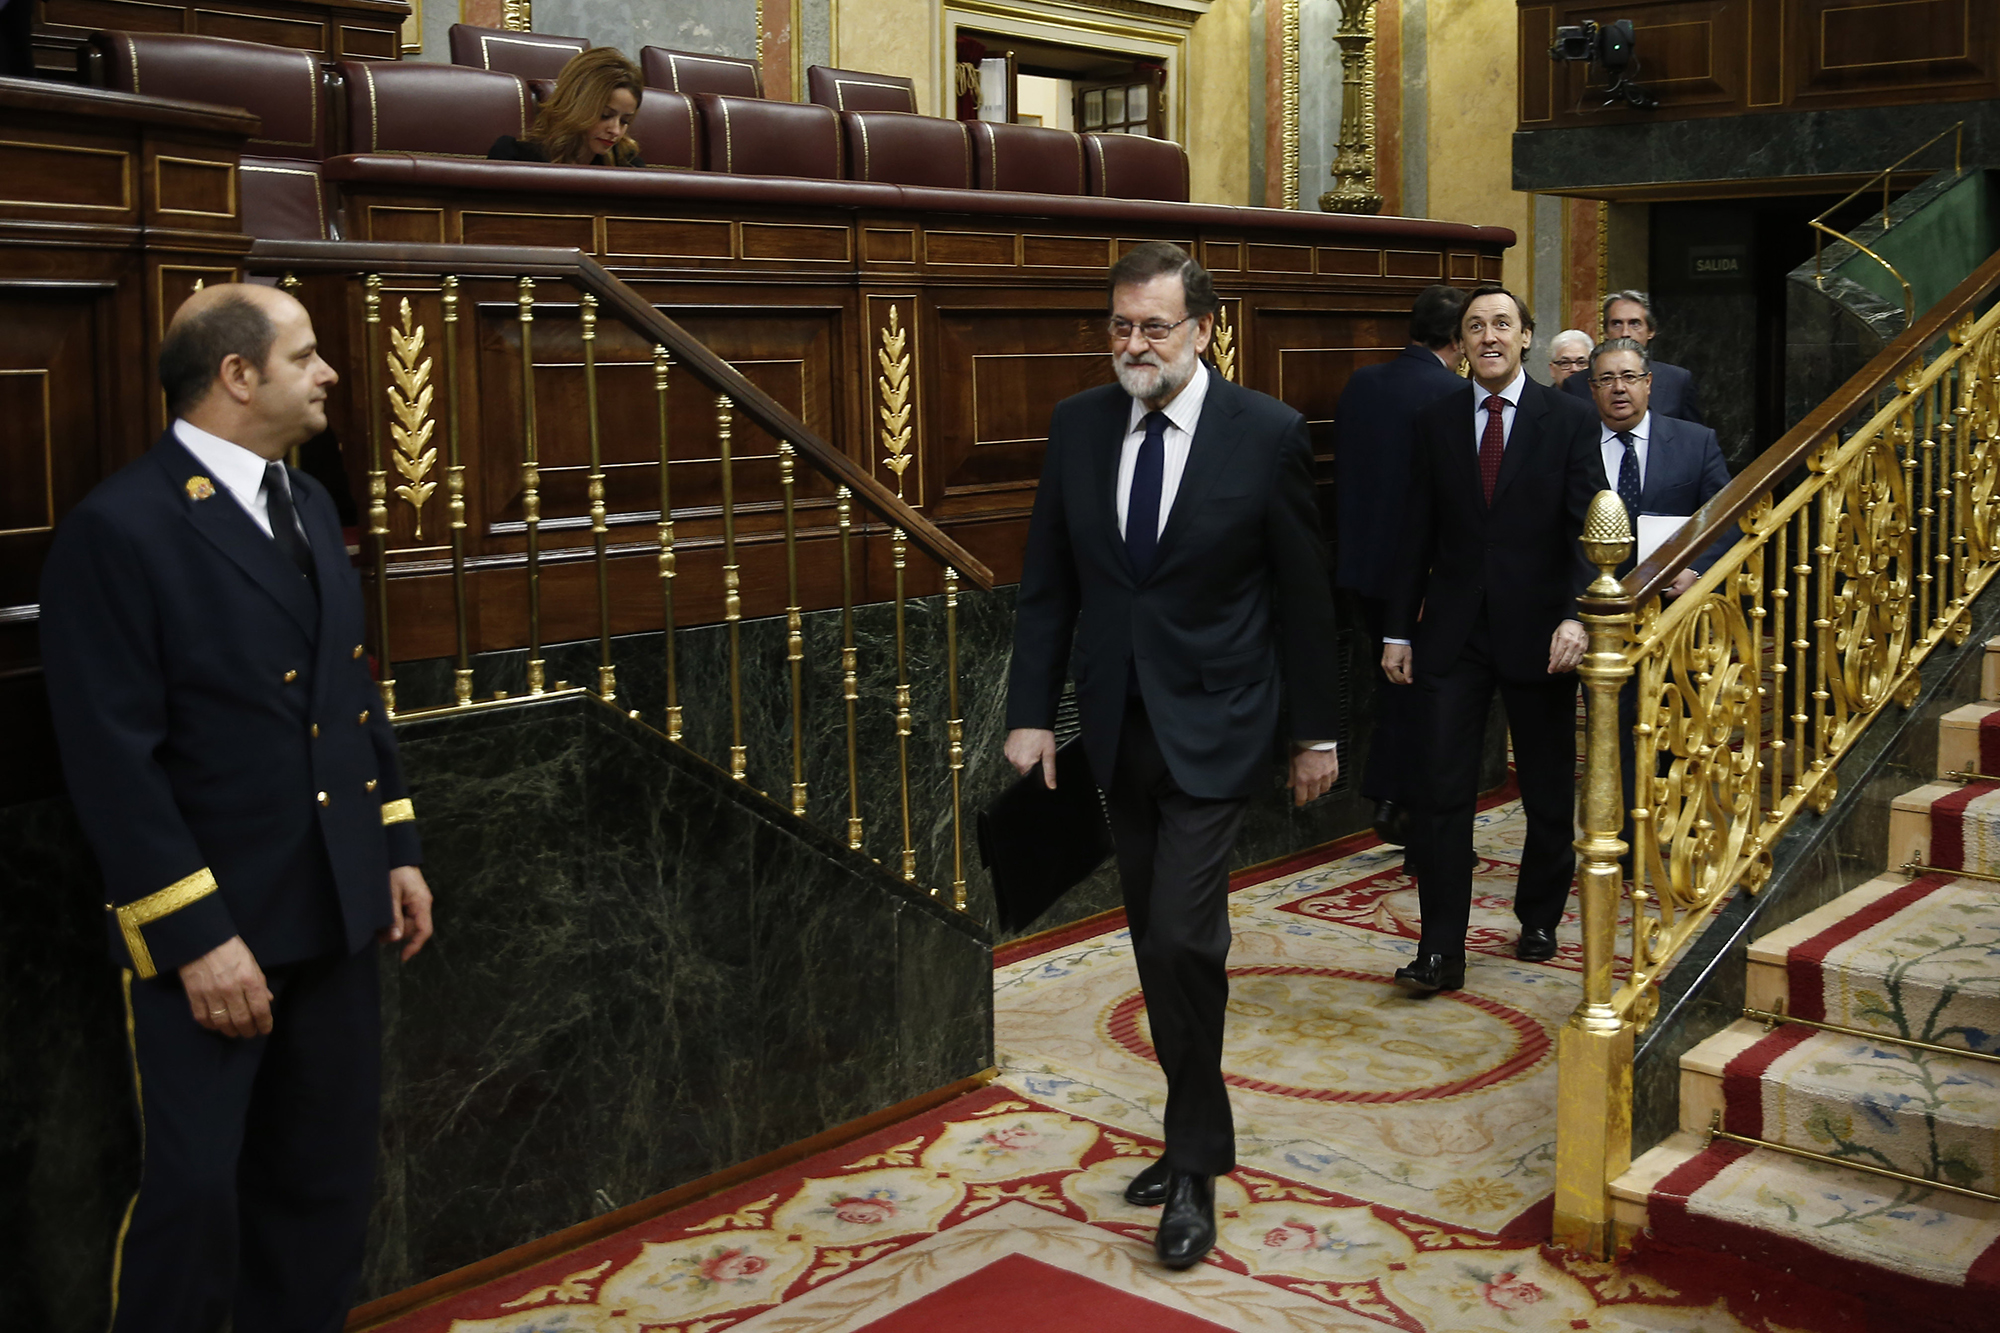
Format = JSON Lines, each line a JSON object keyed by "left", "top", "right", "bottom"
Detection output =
{"left": 841, "top": 112, "right": 971, "bottom": 189}
{"left": 341, "top": 61, "right": 531, "bottom": 157}
{"left": 695, "top": 94, "right": 841, "bottom": 179}
{"left": 641, "top": 47, "right": 763, "bottom": 98}
{"left": 97, "top": 31, "right": 328, "bottom": 160}
{"left": 447, "top": 24, "right": 589, "bottom": 80}
{"left": 1083, "top": 133, "right": 1189, "bottom": 203}
{"left": 967, "top": 121, "right": 1087, "bottom": 196}
{"left": 806, "top": 65, "right": 917, "bottom": 114}
{"left": 628, "top": 89, "right": 703, "bottom": 170}
{"left": 239, "top": 159, "right": 328, "bottom": 239}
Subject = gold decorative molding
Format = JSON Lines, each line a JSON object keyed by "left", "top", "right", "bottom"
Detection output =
{"left": 1281, "top": 0, "right": 1301, "bottom": 209}
{"left": 502, "top": 0, "right": 531, "bottom": 32}
{"left": 386, "top": 298, "right": 439, "bottom": 538}
{"left": 876, "top": 304, "right": 915, "bottom": 496}
{"left": 1212, "top": 305, "right": 1237, "bottom": 381}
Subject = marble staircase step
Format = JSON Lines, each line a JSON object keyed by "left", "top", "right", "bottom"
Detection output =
{"left": 1984, "top": 636, "right": 2000, "bottom": 703}
{"left": 1938, "top": 702, "right": 2000, "bottom": 777}
{"left": 1610, "top": 1131, "right": 1704, "bottom": 1241}
{"left": 1746, "top": 873, "right": 1911, "bottom": 1017}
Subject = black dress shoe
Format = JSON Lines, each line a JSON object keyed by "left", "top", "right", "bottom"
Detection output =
{"left": 1124, "top": 1157, "right": 1172, "bottom": 1207}
{"left": 1393, "top": 953, "right": 1465, "bottom": 993}
{"left": 1372, "top": 800, "right": 1413, "bottom": 847}
{"left": 1155, "top": 1170, "right": 1216, "bottom": 1269}
{"left": 1517, "top": 927, "right": 1558, "bottom": 962}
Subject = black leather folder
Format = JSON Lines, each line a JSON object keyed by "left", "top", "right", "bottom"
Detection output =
{"left": 977, "top": 736, "right": 1113, "bottom": 932}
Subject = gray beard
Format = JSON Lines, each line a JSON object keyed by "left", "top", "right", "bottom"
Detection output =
{"left": 1115, "top": 342, "right": 1197, "bottom": 403}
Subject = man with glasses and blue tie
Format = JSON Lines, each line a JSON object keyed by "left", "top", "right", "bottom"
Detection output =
{"left": 1589, "top": 335, "right": 1732, "bottom": 865}
{"left": 1004, "top": 241, "right": 1340, "bottom": 1271}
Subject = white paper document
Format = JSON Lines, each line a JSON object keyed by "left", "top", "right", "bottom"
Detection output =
{"left": 1635, "top": 514, "right": 1693, "bottom": 566}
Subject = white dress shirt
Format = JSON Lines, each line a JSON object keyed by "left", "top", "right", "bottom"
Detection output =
{"left": 1600, "top": 412, "right": 1651, "bottom": 494}
{"left": 1115, "top": 358, "right": 1210, "bottom": 539}
{"left": 173, "top": 418, "right": 308, "bottom": 544}
{"left": 1470, "top": 369, "right": 1528, "bottom": 451}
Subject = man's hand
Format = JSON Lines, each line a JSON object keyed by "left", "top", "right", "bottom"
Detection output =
{"left": 1549, "top": 619, "right": 1587, "bottom": 673}
{"left": 1667, "top": 568, "right": 1699, "bottom": 598}
{"left": 180, "top": 936, "right": 273, "bottom": 1039}
{"left": 1291, "top": 746, "right": 1339, "bottom": 807}
{"left": 380, "top": 865, "right": 434, "bottom": 962}
{"left": 1382, "top": 643, "right": 1413, "bottom": 685}
{"left": 1005, "top": 728, "right": 1058, "bottom": 790}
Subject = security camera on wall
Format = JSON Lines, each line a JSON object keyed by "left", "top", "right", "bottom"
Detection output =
{"left": 1549, "top": 18, "right": 1660, "bottom": 111}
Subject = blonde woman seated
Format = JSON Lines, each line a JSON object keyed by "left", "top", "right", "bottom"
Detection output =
{"left": 489, "top": 47, "right": 645, "bottom": 166}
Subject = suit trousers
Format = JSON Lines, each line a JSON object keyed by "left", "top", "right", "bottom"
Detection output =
{"left": 1353, "top": 593, "right": 1418, "bottom": 807}
{"left": 1411, "top": 610, "right": 1579, "bottom": 956}
{"left": 1104, "top": 697, "right": 1247, "bottom": 1176}
{"left": 113, "top": 942, "right": 381, "bottom": 1333}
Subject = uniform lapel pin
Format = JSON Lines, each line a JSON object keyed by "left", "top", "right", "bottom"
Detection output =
{"left": 186, "top": 475, "right": 216, "bottom": 501}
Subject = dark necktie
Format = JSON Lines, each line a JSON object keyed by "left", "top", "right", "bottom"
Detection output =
{"left": 1616, "top": 430, "right": 1641, "bottom": 527}
{"left": 263, "top": 461, "right": 317, "bottom": 589}
{"left": 1478, "top": 395, "right": 1506, "bottom": 504}
{"left": 1125, "top": 410, "right": 1168, "bottom": 579}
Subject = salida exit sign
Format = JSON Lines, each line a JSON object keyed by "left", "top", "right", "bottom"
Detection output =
{"left": 1690, "top": 245, "right": 1749, "bottom": 279}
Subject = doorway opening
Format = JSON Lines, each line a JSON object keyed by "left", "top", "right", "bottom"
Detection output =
{"left": 957, "top": 31, "right": 1165, "bottom": 138}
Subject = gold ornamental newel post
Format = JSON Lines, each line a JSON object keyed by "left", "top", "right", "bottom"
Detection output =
{"left": 1554, "top": 490, "right": 1638, "bottom": 1257}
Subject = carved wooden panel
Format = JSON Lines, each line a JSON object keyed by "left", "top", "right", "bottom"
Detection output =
{"left": 34, "top": 0, "right": 409, "bottom": 77}
{"left": 1791, "top": 0, "right": 1995, "bottom": 105}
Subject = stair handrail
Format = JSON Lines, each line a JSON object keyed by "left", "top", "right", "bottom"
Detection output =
{"left": 1556, "top": 241, "right": 2000, "bottom": 1257}
{"left": 1809, "top": 121, "right": 1963, "bottom": 325}
{"left": 244, "top": 238, "right": 994, "bottom": 589}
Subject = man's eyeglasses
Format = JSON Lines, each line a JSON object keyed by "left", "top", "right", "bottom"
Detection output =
{"left": 1590, "top": 370, "right": 1651, "bottom": 388}
{"left": 1551, "top": 356, "right": 1590, "bottom": 370}
{"left": 1108, "top": 315, "right": 1194, "bottom": 343}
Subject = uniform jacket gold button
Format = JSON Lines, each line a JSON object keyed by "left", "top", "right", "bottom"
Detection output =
{"left": 365, "top": 779, "right": 378, "bottom": 793}
{"left": 358, "top": 710, "right": 369, "bottom": 725}
{"left": 317, "top": 791, "right": 330, "bottom": 806}
{"left": 284, "top": 669, "right": 298, "bottom": 683}
{"left": 311, "top": 723, "right": 319, "bottom": 738}
{"left": 353, "top": 644, "right": 364, "bottom": 659}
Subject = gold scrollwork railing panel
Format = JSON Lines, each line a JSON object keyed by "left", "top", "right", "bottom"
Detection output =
{"left": 246, "top": 240, "right": 992, "bottom": 915}
{"left": 1557, "top": 256, "right": 2000, "bottom": 1257}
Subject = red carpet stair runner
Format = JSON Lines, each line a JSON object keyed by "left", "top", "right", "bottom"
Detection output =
{"left": 1611, "top": 639, "right": 2000, "bottom": 1326}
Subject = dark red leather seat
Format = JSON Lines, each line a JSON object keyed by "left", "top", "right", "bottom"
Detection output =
{"left": 694, "top": 94, "right": 841, "bottom": 179}
{"left": 806, "top": 65, "right": 917, "bottom": 114}
{"left": 841, "top": 111, "right": 971, "bottom": 189}
{"left": 967, "top": 121, "right": 1087, "bottom": 196}
{"left": 340, "top": 61, "right": 531, "bottom": 158}
{"left": 629, "top": 89, "right": 703, "bottom": 170}
{"left": 447, "top": 24, "right": 590, "bottom": 80}
{"left": 1084, "top": 133, "right": 1189, "bottom": 203}
{"left": 96, "top": 30, "right": 332, "bottom": 239}
{"left": 641, "top": 47, "right": 763, "bottom": 98}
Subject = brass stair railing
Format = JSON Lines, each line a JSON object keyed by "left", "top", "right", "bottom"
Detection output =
{"left": 1555, "top": 244, "right": 2000, "bottom": 1255}
{"left": 1810, "top": 122, "right": 1963, "bottom": 325}
{"left": 248, "top": 240, "right": 993, "bottom": 910}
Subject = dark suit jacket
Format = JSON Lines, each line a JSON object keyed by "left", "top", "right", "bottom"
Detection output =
{"left": 1333, "top": 344, "right": 1465, "bottom": 599}
{"left": 1621, "top": 412, "right": 1734, "bottom": 576}
{"left": 39, "top": 432, "right": 423, "bottom": 980}
{"left": 1564, "top": 358, "right": 1703, "bottom": 425}
{"left": 1006, "top": 374, "right": 1340, "bottom": 800}
{"left": 1389, "top": 378, "right": 1607, "bottom": 681}
{"left": 487, "top": 135, "right": 646, "bottom": 166}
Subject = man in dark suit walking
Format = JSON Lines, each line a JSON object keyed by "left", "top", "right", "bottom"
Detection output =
{"left": 1334, "top": 284, "right": 1464, "bottom": 845}
{"left": 1382, "top": 284, "right": 1606, "bottom": 991}
{"left": 1589, "top": 335, "right": 1733, "bottom": 858}
{"left": 1004, "top": 242, "right": 1340, "bottom": 1269}
{"left": 39, "top": 282, "right": 434, "bottom": 1333}
{"left": 1562, "top": 291, "right": 1704, "bottom": 425}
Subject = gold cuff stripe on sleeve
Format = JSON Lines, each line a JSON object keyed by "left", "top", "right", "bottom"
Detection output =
{"left": 114, "top": 867, "right": 219, "bottom": 981}
{"left": 381, "top": 798, "right": 415, "bottom": 826}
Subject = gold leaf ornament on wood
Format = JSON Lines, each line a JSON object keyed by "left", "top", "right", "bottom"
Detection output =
{"left": 877, "top": 305, "right": 914, "bottom": 491}
{"left": 386, "top": 297, "right": 439, "bottom": 536}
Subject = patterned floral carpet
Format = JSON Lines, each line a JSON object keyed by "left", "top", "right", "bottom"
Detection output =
{"left": 367, "top": 795, "right": 1864, "bottom": 1333}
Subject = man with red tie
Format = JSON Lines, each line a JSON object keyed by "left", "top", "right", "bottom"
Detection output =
{"left": 1381, "top": 285, "right": 1606, "bottom": 991}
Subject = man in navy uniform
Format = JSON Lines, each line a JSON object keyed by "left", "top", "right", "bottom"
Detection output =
{"left": 1332, "top": 284, "right": 1464, "bottom": 846}
{"left": 1004, "top": 243, "right": 1340, "bottom": 1269}
{"left": 39, "top": 282, "right": 434, "bottom": 1333}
